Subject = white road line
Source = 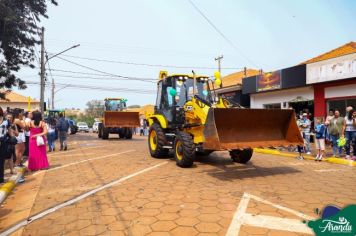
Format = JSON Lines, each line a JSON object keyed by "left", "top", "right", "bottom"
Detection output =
{"left": 226, "top": 192, "right": 250, "bottom": 236}
{"left": 51, "top": 152, "right": 95, "bottom": 157}
{"left": 32, "top": 150, "right": 134, "bottom": 176}
{"left": 0, "top": 161, "right": 168, "bottom": 236}
{"left": 226, "top": 193, "right": 314, "bottom": 236}
{"left": 249, "top": 194, "right": 314, "bottom": 220}
{"left": 243, "top": 213, "right": 313, "bottom": 234}
{"left": 48, "top": 145, "right": 107, "bottom": 156}
{"left": 314, "top": 169, "right": 342, "bottom": 172}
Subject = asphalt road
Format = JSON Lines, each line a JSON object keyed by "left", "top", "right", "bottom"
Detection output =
{"left": 0, "top": 133, "right": 355, "bottom": 236}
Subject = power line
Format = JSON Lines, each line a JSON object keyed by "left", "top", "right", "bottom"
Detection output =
{"left": 187, "top": 0, "right": 259, "bottom": 68}
{"left": 25, "top": 81, "right": 156, "bottom": 94}
{"left": 45, "top": 74, "right": 155, "bottom": 85}
{"left": 55, "top": 56, "right": 158, "bottom": 83}
{"left": 47, "top": 69, "right": 156, "bottom": 82}
{"left": 51, "top": 53, "right": 243, "bottom": 70}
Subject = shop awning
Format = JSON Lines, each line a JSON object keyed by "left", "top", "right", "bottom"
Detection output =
{"left": 289, "top": 96, "right": 312, "bottom": 103}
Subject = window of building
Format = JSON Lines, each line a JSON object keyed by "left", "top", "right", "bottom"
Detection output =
{"left": 264, "top": 103, "right": 281, "bottom": 109}
{"left": 327, "top": 97, "right": 356, "bottom": 116}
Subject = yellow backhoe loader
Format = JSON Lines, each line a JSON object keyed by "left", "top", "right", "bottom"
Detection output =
{"left": 98, "top": 98, "right": 140, "bottom": 140}
{"left": 146, "top": 71, "right": 303, "bottom": 167}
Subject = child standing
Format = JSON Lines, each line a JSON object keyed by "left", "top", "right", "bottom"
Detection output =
{"left": 314, "top": 118, "right": 326, "bottom": 161}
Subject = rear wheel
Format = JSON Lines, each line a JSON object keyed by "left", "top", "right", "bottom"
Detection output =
{"left": 148, "top": 123, "right": 168, "bottom": 158}
{"left": 174, "top": 132, "right": 195, "bottom": 168}
{"left": 125, "top": 128, "right": 133, "bottom": 139}
{"left": 102, "top": 127, "right": 109, "bottom": 140}
{"left": 118, "top": 129, "right": 125, "bottom": 139}
{"left": 230, "top": 149, "right": 253, "bottom": 163}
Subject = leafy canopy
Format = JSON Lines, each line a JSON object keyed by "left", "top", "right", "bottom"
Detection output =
{"left": 0, "top": 0, "right": 57, "bottom": 96}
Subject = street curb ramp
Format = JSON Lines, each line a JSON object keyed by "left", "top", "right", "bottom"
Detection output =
{"left": 0, "top": 167, "right": 26, "bottom": 204}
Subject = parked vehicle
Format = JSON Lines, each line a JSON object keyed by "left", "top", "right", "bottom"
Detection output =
{"left": 68, "top": 119, "right": 78, "bottom": 135}
{"left": 77, "top": 122, "right": 90, "bottom": 133}
{"left": 92, "top": 121, "right": 100, "bottom": 133}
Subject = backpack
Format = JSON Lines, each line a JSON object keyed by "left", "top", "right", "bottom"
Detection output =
{"left": 58, "top": 118, "right": 70, "bottom": 132}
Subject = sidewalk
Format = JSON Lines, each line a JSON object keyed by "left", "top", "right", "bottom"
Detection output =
{"left": 0, "top": 167, "right": 26, "bottom": 204}
{"left": 254, "top": 144, "right": 356, "bottom": 167}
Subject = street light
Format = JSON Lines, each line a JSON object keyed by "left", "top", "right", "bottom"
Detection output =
{"left": 39, "top": 28, "right": 79, "bottom": 115}
{"left": 46, "top": 44, "right": 80, "bottom": 62}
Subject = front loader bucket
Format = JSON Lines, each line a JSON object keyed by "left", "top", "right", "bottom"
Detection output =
{"left": 104, "top": 111, "right": 140, "bottom": 127}
{"left": 203, "top": 108, "right": 303, "bottom": 150}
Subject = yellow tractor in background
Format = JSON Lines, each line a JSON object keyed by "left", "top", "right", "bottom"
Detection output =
{"left": 146, "top": 71, "right": 303, "bottom": 167}
{"left": 98, "top": 98, "right": 140, "bottom": 140}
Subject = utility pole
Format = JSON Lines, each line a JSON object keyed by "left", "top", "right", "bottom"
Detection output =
{"left": 51, "top": 77, "right": 55, "bottom": 109}
{"left": 40, "top": 27, "right": 45, "bottom": 116}
{"left": 215, "top": 55, "right": 223, "bottom": 88}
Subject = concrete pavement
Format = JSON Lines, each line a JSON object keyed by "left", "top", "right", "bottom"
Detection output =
{"left": 0, "top": 133, "right": 355, "bottom": 236}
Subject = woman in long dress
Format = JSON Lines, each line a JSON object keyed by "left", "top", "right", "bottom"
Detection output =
{"left": 27, "top": 111, "right": 49, "bottom": 171}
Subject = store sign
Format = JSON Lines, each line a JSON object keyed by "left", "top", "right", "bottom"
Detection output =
{"left": 256, "top": 70, "right": 281, "bottom": 92}
{"left": 306, "top": 53, "right": 356, "bottom": 84}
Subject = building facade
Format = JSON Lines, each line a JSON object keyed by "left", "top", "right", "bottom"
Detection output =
{"left": 307, "top": 52, "right": 356, "bottom": 117}
{"left": 0, "top": 90, "right": 40, "bottom": 112}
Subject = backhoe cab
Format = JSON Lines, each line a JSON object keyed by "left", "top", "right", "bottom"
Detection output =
{"left": 147, "top": 71, "right": 303, "bottom": 168}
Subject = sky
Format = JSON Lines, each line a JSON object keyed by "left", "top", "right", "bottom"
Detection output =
{"left": 15, "top": 0, "right": 356, "bottom": 109}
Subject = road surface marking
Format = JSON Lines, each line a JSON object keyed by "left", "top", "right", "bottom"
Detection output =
{"left": 1, "top": 161, "right": 168, "bottom": 236}
{"left": 314, "top": 169, "right": 343, "bottom": 172}
{"left": 48, "top": 145, "right": 106, "bottom": 156}
{"left": 32, "top": 150, "right": 134, "bottom": 176}
{"left": 225, "top": 192, "right": 250, "bottom": 236}
{"left": 248, "top": 194, "right": 313, "bottom": 220}
{"left": 242, "top": 213, "right": 313, "bottom": 234}
{"left": 226, "top": 192, "right": 314, "bottom": 236}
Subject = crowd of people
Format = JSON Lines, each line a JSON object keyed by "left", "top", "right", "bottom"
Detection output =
{"left": 296, "top": 105, "right": 356, "bottom": 161}
{"left": 0, "top": 106, "right": 71, "bottom": 184}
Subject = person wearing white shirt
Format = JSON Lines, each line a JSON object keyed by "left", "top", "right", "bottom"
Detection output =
{"left": 24, "top": 112, "right": 32, "bottom": 157}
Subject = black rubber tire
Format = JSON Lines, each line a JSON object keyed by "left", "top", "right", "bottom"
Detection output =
{"left": 118, "top": 129, "right": 125, "bottom": 139}
{"left": 102, "top": 127, "right": 109, "bottom": 140}
{"left": 98, "top": 124, "right": 103, "bottom": 138}
{"left": 125, "top": 128, "right": 133, "bottom": 139}
{"left": 230, "top": 148, "right": 253, "bottom": 163}
{"left": 148, "top": 123, "right": 169, "bottom": 158}
{"left": 70, "top": 126, "right": 76, "bottom": 135}
{"left": 196, "top": 150, "right": 213, "bottom": 156}
{"left": 174, "top": 132, "right": 195, "bottom": 168}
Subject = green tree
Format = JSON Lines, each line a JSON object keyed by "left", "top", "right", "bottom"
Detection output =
{"left": 85, "top": 100, "right": 105, "bottom": 118}
{"left": 0, "top": 0, "right": 57, "bottom": 97}
{"left": 128, "top": 105, "right": 141, "bottom": 109}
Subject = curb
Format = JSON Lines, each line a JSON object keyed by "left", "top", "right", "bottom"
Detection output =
{"left": 254, "top": 148, "right": 356, "bottom": 167}
{"left": 0, "top": 167, "right": 26, "bottom": 204}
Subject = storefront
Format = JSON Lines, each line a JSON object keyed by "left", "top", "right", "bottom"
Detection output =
{"left": 242, "top": 64, "right": 310, "bottom": 114}
{"left": 307, "top": 52, "right": 356, "bottom": 117}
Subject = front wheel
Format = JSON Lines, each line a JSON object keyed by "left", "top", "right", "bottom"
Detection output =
{"left": 102, "top": 127, "right": 109, "bottom": 139}
{"left": 174, "top": 132, "right": 195, "bottom": 168}
{"left": 230, "top": 149, "right": 253, "bottom": 163}
{"left": 98, "top": 124, "right": 103, "bottom": 138}
{"left": 148, "top": 123, "right": 169, "bottom": 158}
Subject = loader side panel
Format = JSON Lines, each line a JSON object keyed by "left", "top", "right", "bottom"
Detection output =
{"left": 104, "top": 111, "right": 140, "bottom": 127}
{"left": 203, "top": 108, "right": 303, "bottom": 150}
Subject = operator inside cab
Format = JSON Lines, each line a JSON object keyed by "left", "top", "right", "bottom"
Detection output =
{"left": 105, "top": 99, "right": 126, "bottom": 111}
